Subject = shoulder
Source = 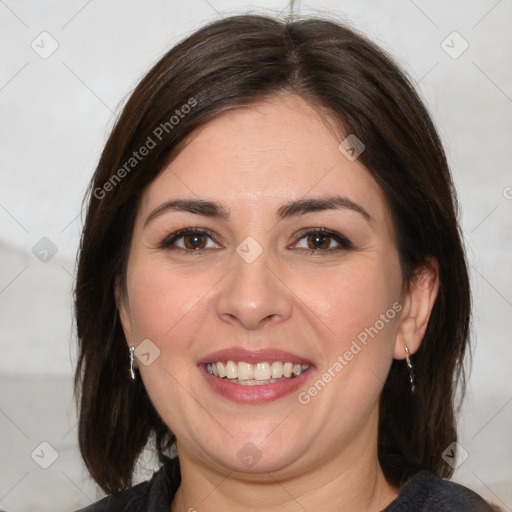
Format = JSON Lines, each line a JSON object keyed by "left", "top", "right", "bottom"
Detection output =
{"left": 75, "top": 479, "right": 150, "bottom": 512}
{"left": 384, "top": 470, "right": 496, "bottom": 512}
{"left": 74, "top": 459, "right": 178, "bottom": 512}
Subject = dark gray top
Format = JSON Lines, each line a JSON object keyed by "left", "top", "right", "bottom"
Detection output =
{"left": 77, "top": 457, "right": 494, "bottom": 511}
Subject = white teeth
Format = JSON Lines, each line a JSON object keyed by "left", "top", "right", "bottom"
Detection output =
{"left": 254, "top": 362, "right": 271, "bottom": 380}
{"left": 206, "top": 360, "right": 310, "bottom": 382}
{"left": 233, "top": 377, "right": 285, "bottom": 385}
{"left": 216, "top": 361, "right": 226, "bottom": 378}
{"left": 270, "top": 361, "right": 283, "bottom": 378}
{"left": 237, "top": 361, "right": 253, "bottom": 380}
{"left": 225, "top": 361, "right": 237, "bottom": 379}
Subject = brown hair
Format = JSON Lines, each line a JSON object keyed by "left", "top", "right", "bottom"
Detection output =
{"left": 74, "top": 14, "right": 471, "bottom": 494}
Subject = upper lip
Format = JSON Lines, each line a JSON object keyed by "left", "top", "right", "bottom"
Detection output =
{"left": 197, "top": 347, "right": 313, "bottom": 366}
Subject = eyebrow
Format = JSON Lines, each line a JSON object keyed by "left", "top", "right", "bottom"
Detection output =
{"left": 144, "top": 199, "right": 230, "bottom": 227}
{"left": 144, "top": 195, "right": 372, "bottom": 227}
{"left": 277, "top": 196, "right": 372, "bottom": 223}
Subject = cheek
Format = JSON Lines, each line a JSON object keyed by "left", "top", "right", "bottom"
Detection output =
{"left": 294, "top": 267, "right": 400, "bottom": 420}
{"left": 124, "top": 259, "right": 218, "bottom": 428}
{"left": 293, "top": 257, "right": 402, "bottom": 409}
{"left": 296, "top": 261, "right": 400, "bottom": 348}
{"left": 125, "top": 258, "right": 215, "bottom": 343}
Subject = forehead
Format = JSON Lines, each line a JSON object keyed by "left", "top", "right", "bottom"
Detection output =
{"left": 138, "top": 94, "right": 390, "bottom": 229}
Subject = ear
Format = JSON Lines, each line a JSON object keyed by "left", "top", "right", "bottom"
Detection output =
{"left": 115, "top": 275, "right": 134, "bottom": 346}
{"left": 394, "top": 259, "right": 439, "bottom": 359}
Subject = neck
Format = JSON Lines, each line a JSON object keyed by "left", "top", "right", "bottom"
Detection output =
{"left": 171, "top": 417, "right": 399, "bottom": 512}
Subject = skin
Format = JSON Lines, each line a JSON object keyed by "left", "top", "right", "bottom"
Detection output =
{"left": 118, "top": 93, "right": 439, "bottom": 512}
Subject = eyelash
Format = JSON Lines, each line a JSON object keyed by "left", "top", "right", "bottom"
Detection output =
{"left": 295, "top": 227, "right": 353, "bottom": 253}
{"left": 159, "top": 227, "right": 219, "bottom": 255}
{"left": 159, "top": 227, "right": 353, "bottom": 256}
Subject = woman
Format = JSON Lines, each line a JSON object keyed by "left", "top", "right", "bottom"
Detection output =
{"left": 74, "top": 14, "right": 495, "bottom": 511}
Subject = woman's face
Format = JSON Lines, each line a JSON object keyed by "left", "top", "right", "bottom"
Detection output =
{"left": 119, "top": 94, "right": 407, "bottom": 478}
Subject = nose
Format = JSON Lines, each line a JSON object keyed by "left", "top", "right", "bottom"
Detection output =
{"left": 215, "top": 252, "right": 293, "bottom": 330}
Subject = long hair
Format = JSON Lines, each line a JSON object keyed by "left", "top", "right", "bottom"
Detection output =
{"left": 74, "top": 14, "right": 471, "bottom": 494}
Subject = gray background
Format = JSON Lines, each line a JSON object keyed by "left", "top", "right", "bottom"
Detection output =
{"left": 1, "top": 0, "right": 511, "bottom": 510}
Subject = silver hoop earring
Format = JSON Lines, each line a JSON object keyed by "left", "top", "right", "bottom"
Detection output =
{"left": 405, "top": 346, "right": 416, "bottom": 393}
{"left": 129, "top": 346, "right": 136, "bottom": 380}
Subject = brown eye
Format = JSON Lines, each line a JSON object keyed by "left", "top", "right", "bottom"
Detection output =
{"left": 183, "top": 233, "right": 208, "bottom": 249}
{"left": 307, "top": 233, "right": 331, "bottom": 250}
{"left": 160, "top": 228, "right": 220, "bottom": 252}
{"left": 294, "top": 228, "right": 352, "bottom": 253}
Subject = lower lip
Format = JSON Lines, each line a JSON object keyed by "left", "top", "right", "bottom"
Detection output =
{"left": 199, "top": 365, "right": 313, "bottom": 404}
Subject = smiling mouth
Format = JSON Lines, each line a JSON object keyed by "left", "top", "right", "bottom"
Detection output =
{"left": 206, "top": 360, "right": 310, "bottom": 386}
